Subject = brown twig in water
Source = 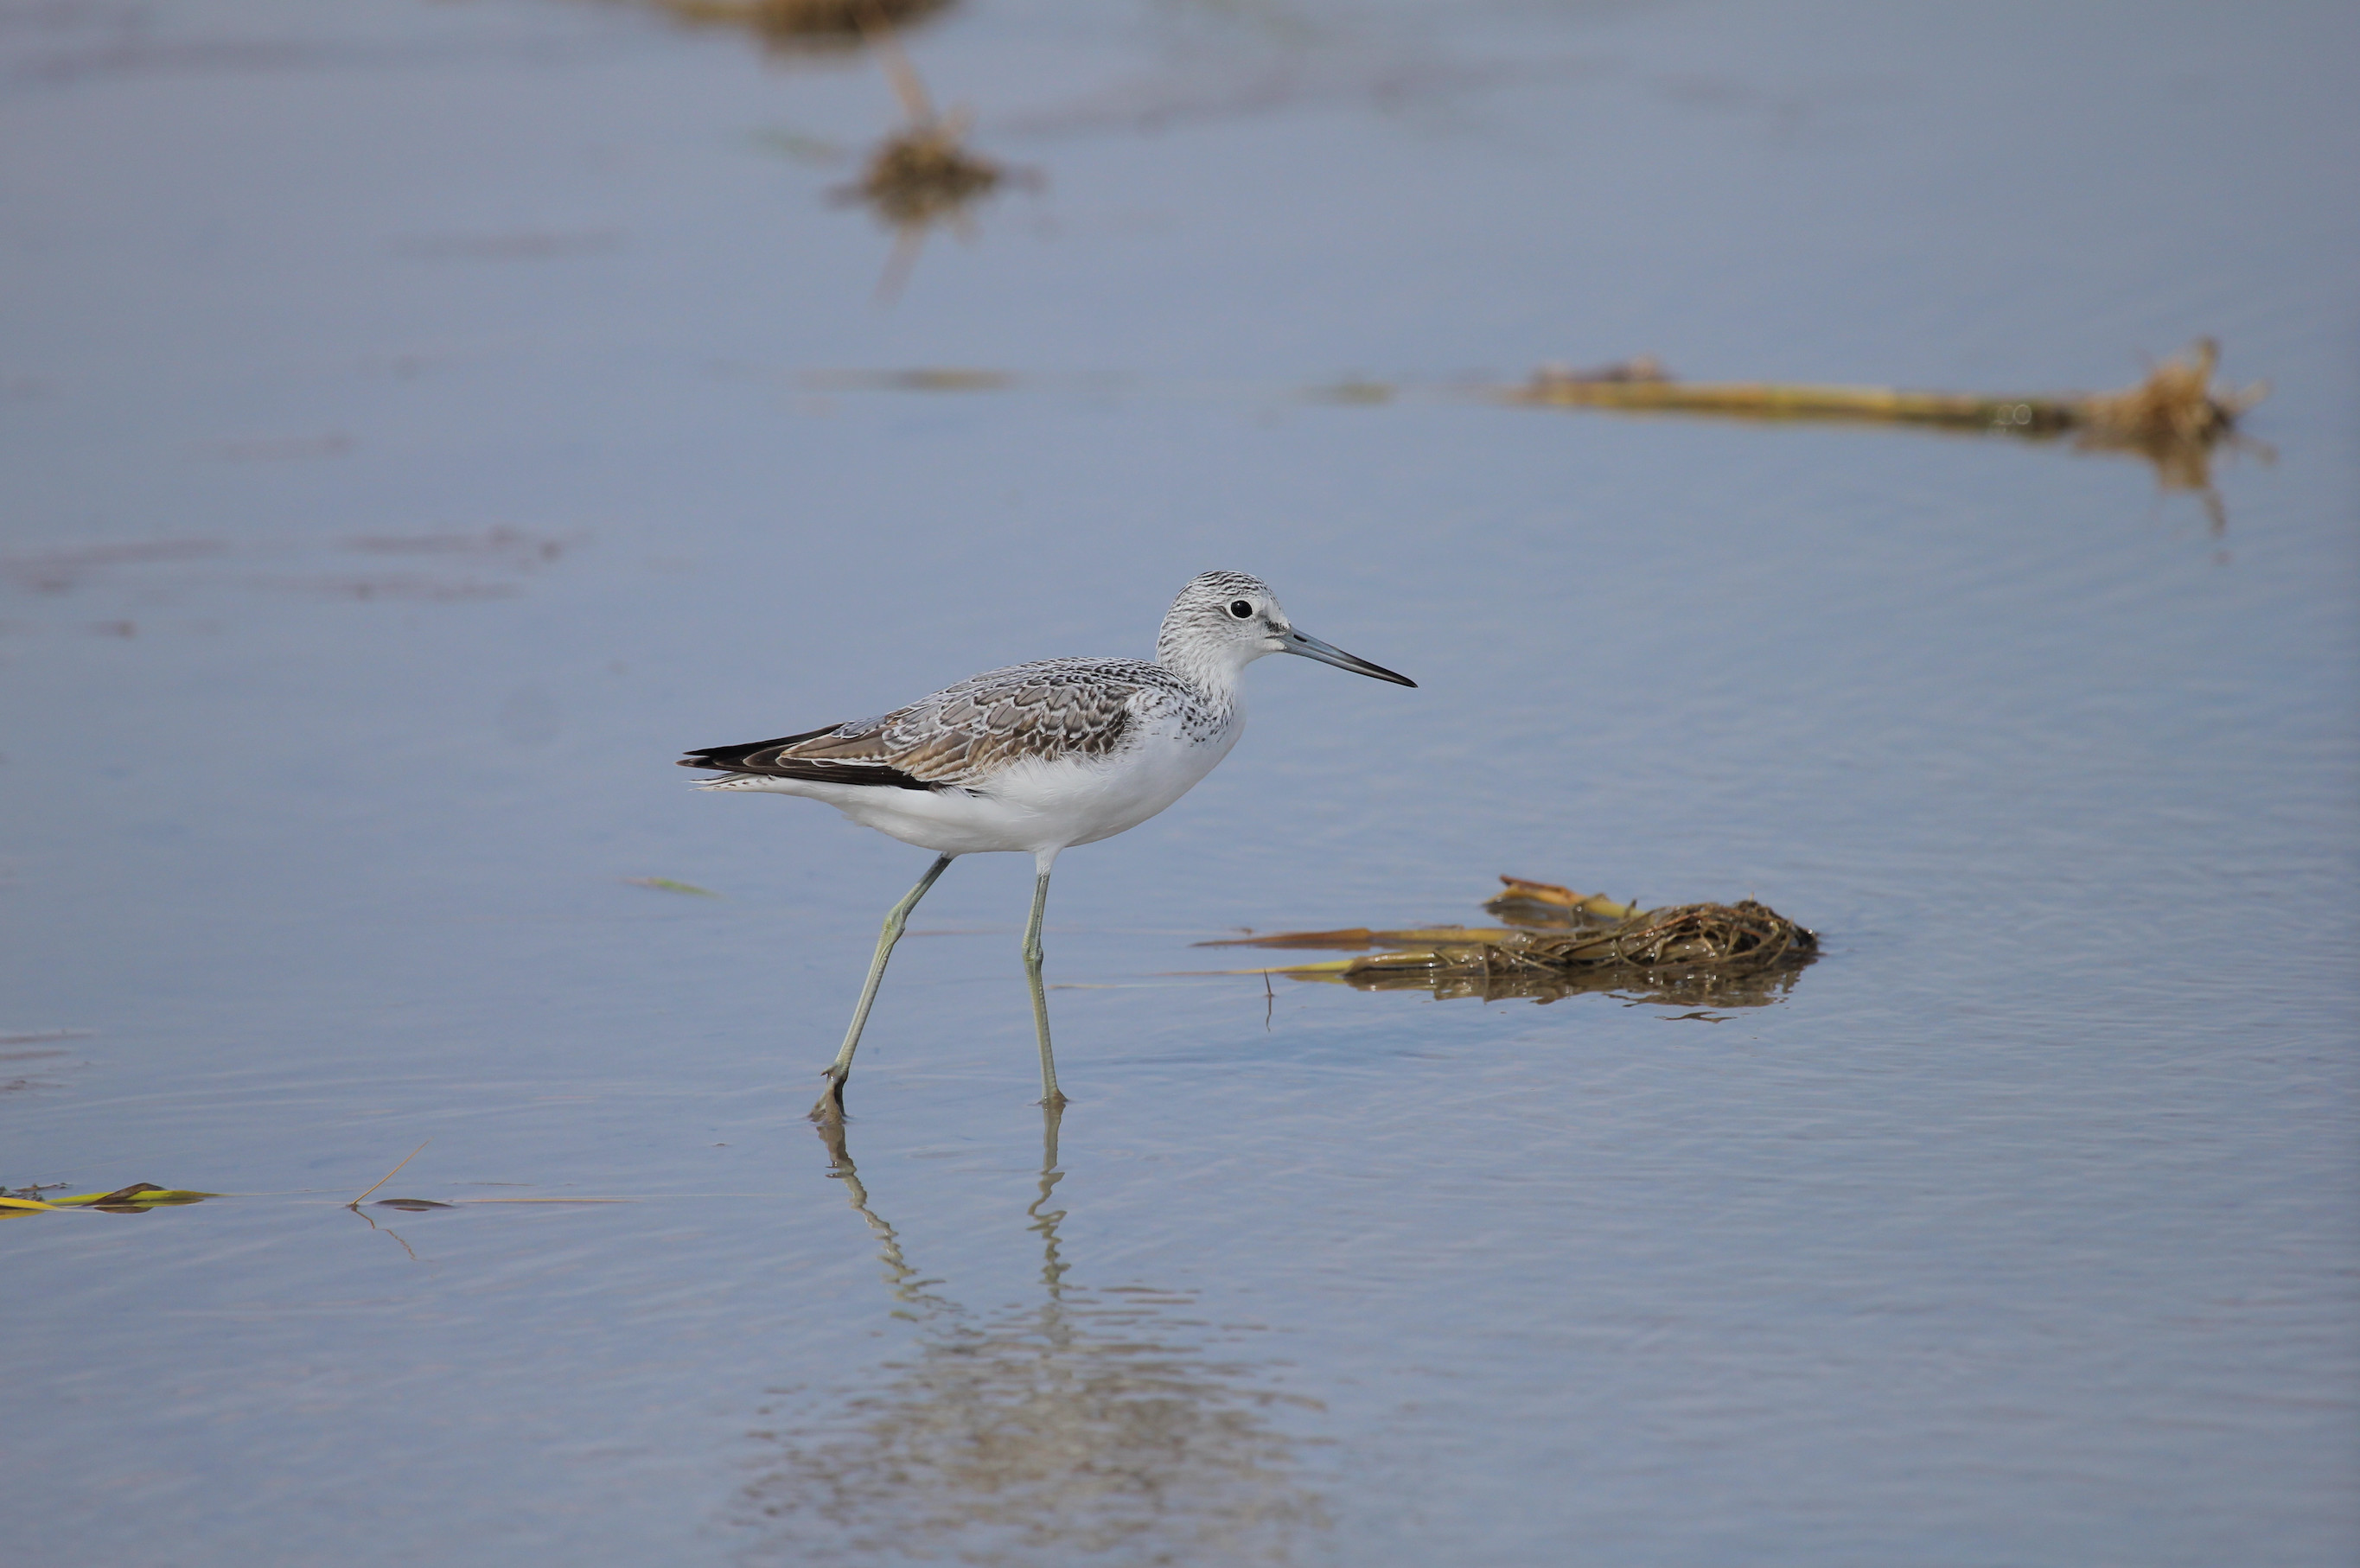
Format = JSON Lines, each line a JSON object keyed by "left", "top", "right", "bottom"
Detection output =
{"left": 1484, "top": 875, "right": 1642, "bottom": 925}
{"left": 348, "top": 1141, "right": 429, "bottom": 1209}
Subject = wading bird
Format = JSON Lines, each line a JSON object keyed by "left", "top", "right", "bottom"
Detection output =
{"left": 680, "top": 570, "right": 1414, "bottom": 1118}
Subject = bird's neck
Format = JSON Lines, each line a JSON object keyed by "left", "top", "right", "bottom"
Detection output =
{"left": 1156, "top": 638, "right": 1252, "bottom": 703}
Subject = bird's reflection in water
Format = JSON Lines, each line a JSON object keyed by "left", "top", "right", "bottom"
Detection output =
{"left": 740, "top": 1110, "right": 1329, "bottom": 1564}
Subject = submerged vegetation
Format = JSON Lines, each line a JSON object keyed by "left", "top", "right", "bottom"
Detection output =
{"left": 1204, "top": 876, "right": 1818, "bottom": 1009}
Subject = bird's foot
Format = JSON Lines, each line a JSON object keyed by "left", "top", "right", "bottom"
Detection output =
{"left": 808, "top": 1069, "right": 848, "bottom": 1125}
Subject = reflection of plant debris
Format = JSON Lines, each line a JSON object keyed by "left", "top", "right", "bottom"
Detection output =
{"left": 1202, "top": 877, "right": 1816, "bottom": 1009}
{"left": 643, "top": 0, "right": 955, "bottom": 54}
{"left": 624, "top": 876, "right": 720, "bottom": 896}
{"left": 1505, "top": 340, "right": 2265, "bottom": 528}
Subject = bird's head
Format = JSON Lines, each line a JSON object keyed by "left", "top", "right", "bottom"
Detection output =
{"left": 1158, "top": 570, "right": 1416, "bottom": 688}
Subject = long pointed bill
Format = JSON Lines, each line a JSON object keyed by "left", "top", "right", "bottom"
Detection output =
{"left": 1279, "top": 628, "right": 1417, "bottom": 687}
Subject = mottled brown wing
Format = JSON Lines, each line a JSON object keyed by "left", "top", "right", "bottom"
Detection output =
{"left": 807, "top": 664, "right": 1141, "bottom": 782}
{"left": 678, "top": 722, "right": 937, "bottom": 790}
{"left": 681, "top": 661, "right": 1144, "bottom": 790}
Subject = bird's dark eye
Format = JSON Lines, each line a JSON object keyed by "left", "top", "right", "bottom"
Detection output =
{"left": 1228, "top": 600, "right": 1254, "bottom": 619}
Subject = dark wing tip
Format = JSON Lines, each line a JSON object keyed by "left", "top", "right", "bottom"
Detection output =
{"left": 674, "top": 724, "right": 941, "bottom": 792}
{"left": 677, "top": 723, "right": 849, "bottom": 772}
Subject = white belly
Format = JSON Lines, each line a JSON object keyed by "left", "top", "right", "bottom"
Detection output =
{"left": 705, "top": 711, "right": 1243, "bottom": 857}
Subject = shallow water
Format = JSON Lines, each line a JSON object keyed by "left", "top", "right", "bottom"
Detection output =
{"left": 4, "top": 1, "right": 2357, "bottom": 1563}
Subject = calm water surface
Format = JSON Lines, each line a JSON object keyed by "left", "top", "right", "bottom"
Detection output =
{"left": 3, "top": 2, "right": 2356, "bottom": 1564}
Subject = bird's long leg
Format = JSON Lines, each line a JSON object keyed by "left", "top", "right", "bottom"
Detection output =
{"left": 1023, "top": 851, "right": 1068, "bottom": 1108}
{"left": 813, "top": 852, "right": 955, "bottom": 1121}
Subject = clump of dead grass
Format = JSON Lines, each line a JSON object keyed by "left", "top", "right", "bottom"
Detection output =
{"left": 1202, "top": 877, "right": 1818, "bottom": 1009}
{"left": 2069, "top": 339, "right": 2262, "bottom": 494}
{"left": 845, "top": 123, "right": 1003, "bottom": 226}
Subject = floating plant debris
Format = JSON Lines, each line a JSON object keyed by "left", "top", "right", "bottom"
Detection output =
{"left": 1502, "top": 340, "right": 2264, "bottom": 522}
{"left": 350, "top": 1141, "right": 430, "bottom": 1208}
{"left": 1483, "top": 875, "right": 1641, "bottom": 925}
{"left": 1505, "top": 339, "right": 2259, "bottom": 440}
{"left": 826, "top": 16, "right": 1032, "bottom": 300}
{"left": 626, "top": 876, "right": 720, "bottom": 896}
{"left": 1202, "top": 879, "right": 1817, "bottom": 1008}
{"left": 845, "top": 119, "right": 1004, "bottom": 228}
{"left": 0, "top": 1158, "right": 633, "bottom": 1222}
{"left": 643, "top": 0, "right": 956, "bottom": 54}
{"left": 1, "top": 1182, "right": 220, "bottom": 1215}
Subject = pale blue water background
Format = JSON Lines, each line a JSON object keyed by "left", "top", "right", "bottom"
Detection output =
{"left": 3, "top": 1, "right": 2356, "bottom": 1563}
